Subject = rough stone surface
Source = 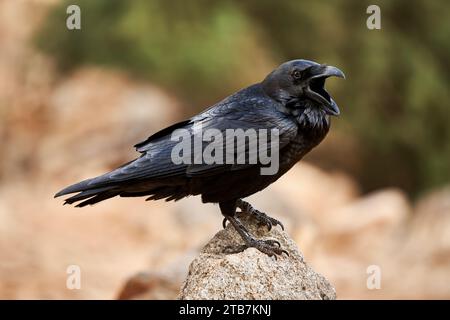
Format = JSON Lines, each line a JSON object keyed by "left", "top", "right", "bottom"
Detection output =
{"left": 178, "top": 213, "right": 336, "bottom": 300}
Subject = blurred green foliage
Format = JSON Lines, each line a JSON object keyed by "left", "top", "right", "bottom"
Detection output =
{"left": 36, "top": 0, "right": 450, "bottom": 195}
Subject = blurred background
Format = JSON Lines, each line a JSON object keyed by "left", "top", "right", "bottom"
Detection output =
{"left": 0, "top": 0, "right": 449, "bottom": 299}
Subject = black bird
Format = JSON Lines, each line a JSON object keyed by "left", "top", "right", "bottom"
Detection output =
{"left": 55, "top": 59, "right": 345, "bottom": 257}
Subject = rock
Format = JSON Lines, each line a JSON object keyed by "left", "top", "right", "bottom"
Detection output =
{"left": 116, "top": 250, "right": 198, "bottom": 300}
{"left": 322, "top": 188, "right": 411, "bottom": 235}
{"left": 117, "top": 272, "right": 180, "bottom": 300}
{"left": 317, "top": 188, "right": 411, "bottom": 259}
{"left": 178, "top": 213, "right": 336, "bottom": 300}
{"left": 406, "top": 186, "right": 450, "bottom": 259}
{"left": 272, "top": 163, "right": 360, "bottom": 218}
{"left": 40, "top": 67, "right": 179, "bottom": 179}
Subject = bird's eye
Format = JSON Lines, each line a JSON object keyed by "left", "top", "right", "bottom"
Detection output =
{"left": 292, "top": 70, "right": 302, "bottom": 80}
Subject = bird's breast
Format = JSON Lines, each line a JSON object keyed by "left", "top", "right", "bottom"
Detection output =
{"left": 279, "top": 120, "right": 330, "bottom": 172}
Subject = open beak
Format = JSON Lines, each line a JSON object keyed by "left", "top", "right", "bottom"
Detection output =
{"left": 306, "top": 65, "right": 345, "bottom": 116}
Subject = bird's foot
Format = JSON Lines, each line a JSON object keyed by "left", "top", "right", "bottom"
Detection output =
{"left": 245, "top": 238, "right": 288, "bottom": 259}
{"left": 224, "top": 239, "right": 288, "bottom": 259}
{"left": 224, "top": 215, "right": 288, "bottom": 259}
{"left": 236, "top": 199, "right": 284, "bottom": 231}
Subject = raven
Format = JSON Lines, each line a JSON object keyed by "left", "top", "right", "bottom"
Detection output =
{"left": 55, "top": 59, "right": 345, "bottom": 257}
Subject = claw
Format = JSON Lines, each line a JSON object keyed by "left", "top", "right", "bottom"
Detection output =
{"left": 269, "top": 218, "right": 284, "bottom": 231}
{"left": 264, "top": 239, "right": 281, "bottom": 247}
{"left": 222, "top": 218, "right": 228, "bottom": 229}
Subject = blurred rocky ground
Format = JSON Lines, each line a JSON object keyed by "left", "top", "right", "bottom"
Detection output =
{"left": 0, "top": 0, "right": 449, "bottom": 299}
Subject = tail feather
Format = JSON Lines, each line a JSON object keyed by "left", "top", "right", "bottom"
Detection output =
{"left": 145, "top": 186, "right": 187, "bottom": 202}
{"left": 74, "top": 190, "right": 121, "bottom": 208}
{"left": 63, "top": 186, "right": 117, "bottom": 205}
{"left": 55, "top": 172, "right": 188, "bottom": 207}
{"left": 55, "top": 171, "right": 122, "bottom": 207}
{"left": 55, "top": 177, "right": 100, "bottom": 198}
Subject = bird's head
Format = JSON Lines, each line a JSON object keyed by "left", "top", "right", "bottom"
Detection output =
{"left": 262, "top": 59, "right": 345, "bottom": 116}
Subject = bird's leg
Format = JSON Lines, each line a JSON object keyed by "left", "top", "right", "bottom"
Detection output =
{"left": 219, "top": 201, "right": 288, "bottom": 258}
{"left": 236, "top": 199, "right": 284, "bottom": 231}
{"left": 225, "top": 215, "right": 288, "bottom": 259}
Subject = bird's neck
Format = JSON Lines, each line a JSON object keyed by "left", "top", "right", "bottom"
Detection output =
{"left": 297, "top": 106, "right": 330, "bottom": 132}
{"left": 260, "top": 83, "right": 331, "bottom": 134}
{"left": 295, "top": 105, "right": 330, "bottom": 151}
{"left": 285, "top": 99, "right": 330, "bottom": 132}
